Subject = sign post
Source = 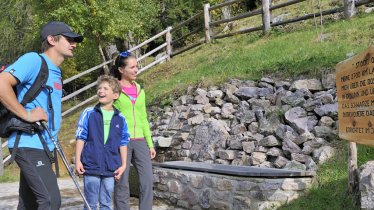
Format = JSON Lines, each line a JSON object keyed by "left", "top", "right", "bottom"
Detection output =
{"left": 336, "top": 45, "right": 374, "bottom": 193}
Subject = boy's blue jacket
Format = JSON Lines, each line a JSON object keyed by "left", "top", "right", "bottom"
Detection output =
{"left": 76, "top": 104, "right": 130, "bottom": 177}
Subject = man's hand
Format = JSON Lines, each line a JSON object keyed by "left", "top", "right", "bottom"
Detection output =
{"left": 28, "top": 107, "right": 48, "bottom": 122}
{"left": 150, "top": 148, "right": 156, "bottom": 159}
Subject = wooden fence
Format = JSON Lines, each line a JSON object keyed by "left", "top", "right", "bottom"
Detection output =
{"left": 1, "top": 0, "right": 373, "bottom": 168}
{"left": 61, "top": 27, "right": 172, "bottom": 117}
{"left": 172, "top": 0, "right": 373, "bottom": 55}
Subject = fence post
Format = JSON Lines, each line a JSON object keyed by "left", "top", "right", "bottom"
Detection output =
{"left": 166, "top": 26, "right": 173, "bottom": 60}
{"left": 262, "top": 0, "right": 271, "bottom": 34}
{"left": 344, "top": 0, "right": 356, "bottom": 19}
{"left": 204, "top": 3, "right": 211, "bottom": 43}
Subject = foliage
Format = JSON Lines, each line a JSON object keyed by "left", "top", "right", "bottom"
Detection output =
{"left": 0, "top": 0, "right": 160, "bottom": 74}
{"left": 37, "top": 0, "right": 160, "bottom": 43}
{"left": 0, "top": 0, "right": 38, "bottom": 63}
{"left": 158, "top": 0, "right": 205, "bottom": 27}
{"left": 0, "top": 0, "right": 163, "bottom": 97}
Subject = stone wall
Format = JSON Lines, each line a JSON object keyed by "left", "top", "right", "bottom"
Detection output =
{"left": 150, "top": 76, "right": 338, "bottom": 172}
{"left": 153, "top": 167, "right": 315, "bottom": 210}
{"left": 360, "top": 161, "right": 374, "bottom": 209}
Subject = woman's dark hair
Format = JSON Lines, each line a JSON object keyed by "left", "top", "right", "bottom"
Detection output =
{"left": 110, "top": 52, "right": 136, "bottom": 80}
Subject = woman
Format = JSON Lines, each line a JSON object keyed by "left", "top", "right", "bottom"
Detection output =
{"left": 111, "top": 51, "right": 156, "bottom": 210}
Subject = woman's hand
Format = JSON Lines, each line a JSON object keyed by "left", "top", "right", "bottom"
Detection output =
{"left": 149, "top": 148, "right": 156, "bottom": 159}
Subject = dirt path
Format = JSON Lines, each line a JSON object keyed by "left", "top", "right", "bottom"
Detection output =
{"left": 0, "top": 178, "right": 172, "bottom": 210}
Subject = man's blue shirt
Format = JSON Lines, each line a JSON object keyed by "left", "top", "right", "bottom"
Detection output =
{"left": 5, "top": 52, "right": 62, "bottom": 151}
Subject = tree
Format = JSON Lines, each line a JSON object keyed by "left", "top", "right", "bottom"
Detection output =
{"left": 40, "top": 0, "right": 160, "bottom": 72}
{"left": 0, "top": 0, "right": 38, "bottom": 63}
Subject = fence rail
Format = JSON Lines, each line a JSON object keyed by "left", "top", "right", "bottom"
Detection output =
{"left": 210, "top": 7, "right": 262, "bottom": 27}
{"left": 63, "top": 60, "right": 112, "bottom": 85}
{"left": 209, "top": 0, "right": 242, "bottom": 10}
{"left": 172, "top": 26, "right": 204, "bottom": 45}
{"left": 209, "top": 0, "right": 372, "bottom": 40}
{"left": 270, "top": 0, "right": 306, "bottom": 10}
{"left": 213, "top": 26, "right": 262, "bottom": 39}
{"left": 172, "top": 40, "right": 205, "bottom": 57}
{"left": 271, "top": 6, "right": 343, "bottom": 27}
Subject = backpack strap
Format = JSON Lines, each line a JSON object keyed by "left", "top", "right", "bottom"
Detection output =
{"left": 8, "top": 131, "right": 54, "bottom": 164}
{"left": 20, "top": 55, "right": 49, "bottom": 106}
{"left": 36, "top": 132, "right": 55, "bottom": 163}
{"left": 7, "top": 131, "right": 22, "bottom": 164}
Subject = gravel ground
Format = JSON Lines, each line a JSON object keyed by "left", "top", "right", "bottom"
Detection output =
{"left": 0, "top": 178, "right": 172, "bottom": 210}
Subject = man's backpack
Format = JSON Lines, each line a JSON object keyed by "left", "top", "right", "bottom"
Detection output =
{"left": 0, "top": 55, "right": 49, "bottom": 138}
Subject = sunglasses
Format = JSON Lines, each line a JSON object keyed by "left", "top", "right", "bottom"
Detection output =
{"left": 119, "top": 51, "right": 132, "bottom": 58}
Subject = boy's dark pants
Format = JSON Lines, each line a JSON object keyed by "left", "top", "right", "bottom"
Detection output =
{"left": 10, "top": 148, "right": 61, "bottom": 210}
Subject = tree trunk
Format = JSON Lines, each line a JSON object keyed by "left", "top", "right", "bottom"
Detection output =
{"left": 262, "top": 0, "right": 271, "bottom": 34}
{"left": 222, "top": 0, "right": 233, "bottom": 32}
{"left": 105, "top": 44, "right": 118, "bottom": 61}
{"left": 97, "top": 40, "right": 109, "bottom": 74}
{"left": 124, "top": 32, "right": 141, "bottom": 57}
{"left": 166, "top": 27, "right": 172, "bottom": 60}
{"left": 204, "top": 4, "right": 211, "bottom": 43}
{"left": 221, "top": 0, "right": 231, "bottom": 19}
{"left": 344, "top": 0, "right": 356, "bottom": 19}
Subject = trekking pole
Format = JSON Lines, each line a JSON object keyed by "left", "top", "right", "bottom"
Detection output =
{"left": 39, "top": 121, "right": 92, "bottom": 210}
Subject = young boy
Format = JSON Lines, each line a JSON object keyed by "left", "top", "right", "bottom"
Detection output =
{"left": 75, "top": 75, "right": 129, "bottom": 210}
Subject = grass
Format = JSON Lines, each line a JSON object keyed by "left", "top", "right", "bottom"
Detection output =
{"left": 0, "top": 163, "right": 19, "bottom": 182}
{"left": 278, "top": 141, "right": 374, "bottom": 210}
{"left": 278, "top": 140, "right": 369, "bottom": 210}
{"left": 140, "top": 12, "right": 374, "bottom": 105}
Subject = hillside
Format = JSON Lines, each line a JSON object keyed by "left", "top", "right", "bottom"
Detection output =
{"left": 129, "top": 11, "right": 374, "bottom": 210}
{"left": 140, "top": 12, "right": 374, "bottom": 105}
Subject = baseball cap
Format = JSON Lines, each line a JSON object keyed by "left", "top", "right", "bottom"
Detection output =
{"left": 41, "top": 21, "right": 84, "bottom": 43}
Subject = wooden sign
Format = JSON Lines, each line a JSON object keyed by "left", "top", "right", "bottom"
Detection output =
{"left": 336, "top": 45, "right": 374, "bottom": 146}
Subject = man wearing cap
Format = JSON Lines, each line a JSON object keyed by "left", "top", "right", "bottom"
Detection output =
{"left": 0, "top": 21, "right": 83, "bottom": 210}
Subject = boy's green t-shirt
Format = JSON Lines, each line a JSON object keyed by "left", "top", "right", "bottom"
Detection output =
{"left": 101, "top": 108, "right": 114, "bottom": 144}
